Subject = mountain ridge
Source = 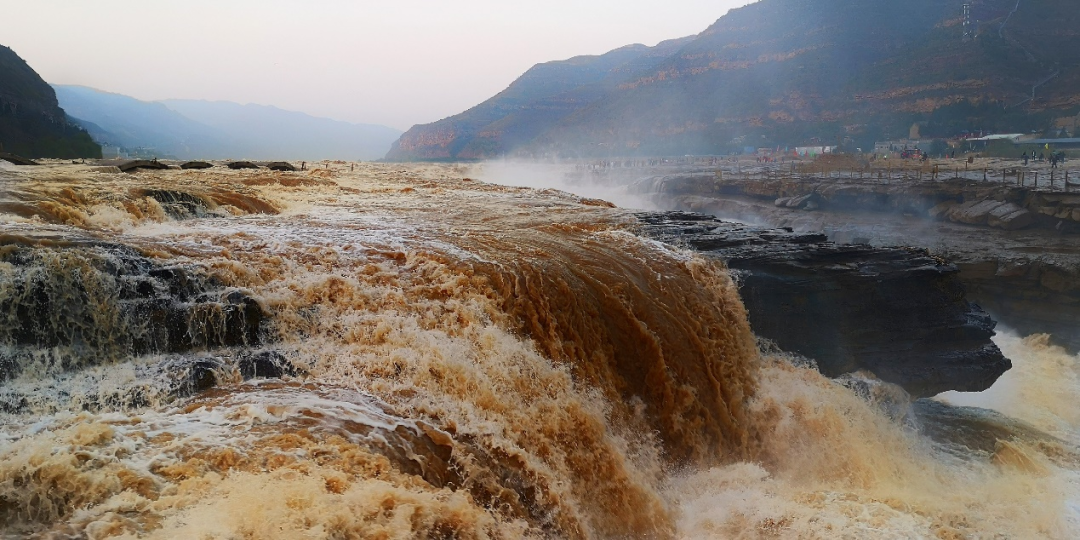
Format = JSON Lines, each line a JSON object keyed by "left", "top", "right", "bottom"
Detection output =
{"left": 0, "top": 46, "right": 100, "bottom": 158}
{"left": 54, "top": 85, "right": 402, "bottom": 161}
{"left": 388, "top": 0, "right": 1080, "bottom": 160}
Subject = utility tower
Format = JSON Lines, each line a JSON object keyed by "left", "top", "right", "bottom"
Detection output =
{"left": 963, "top": 2, "right": 973, "bottom": 41}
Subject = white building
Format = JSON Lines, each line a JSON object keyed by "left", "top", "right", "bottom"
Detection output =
{"left": 794, "top": 146, "right": 836, "bottom": 157}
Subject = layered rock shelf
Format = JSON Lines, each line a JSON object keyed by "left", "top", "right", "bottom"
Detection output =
{"left": 0, "top": 240, "right": 265, "bottom": 383}
{"left": 635, "top": 211, "right": 1011, "bottom": 397}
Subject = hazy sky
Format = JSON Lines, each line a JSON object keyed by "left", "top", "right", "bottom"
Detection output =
{"left": 5, "top": 1, "right": 755, "bottom": 130}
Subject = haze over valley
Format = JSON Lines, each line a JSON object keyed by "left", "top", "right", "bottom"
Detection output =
{"left": 54, "top": 85, "right": 402, "bottom": 161}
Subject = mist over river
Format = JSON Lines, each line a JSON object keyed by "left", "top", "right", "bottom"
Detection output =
{"left": 0, "top": 161, "right": 1077, "bottom": 538}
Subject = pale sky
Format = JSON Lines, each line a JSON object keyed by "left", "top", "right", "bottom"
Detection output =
{"left": 4, "top": 1, "right": 755, "bottom": 130}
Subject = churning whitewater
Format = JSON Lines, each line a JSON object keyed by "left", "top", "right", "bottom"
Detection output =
{"left": 0, "top": 162, "right": 1077, "bottom": 539}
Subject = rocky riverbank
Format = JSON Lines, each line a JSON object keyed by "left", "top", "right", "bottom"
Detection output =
{"left": 634, "top": 171, "right": 1080, "bottom": 233}
{"left": 637, "top": 173, "right": 1080, "bottom": 353}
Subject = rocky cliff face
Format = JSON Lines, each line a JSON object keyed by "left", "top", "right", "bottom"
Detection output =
{"left": 0, "top": 46, "right": 99, "bottom": 158}
{"left": 389, "top": 0, "right": 1080, "bottom": 160}
{"left": 636, "top": 211, "right": 1010, "bottom": 397}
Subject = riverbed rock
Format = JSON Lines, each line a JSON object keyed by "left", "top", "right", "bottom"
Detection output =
{"left": 180, "top": 161, "right": 214, "bottom": 170}
{"left": 928, "top": 200, "right": 958, "bottom": 219}
{"left": 946, "top": 199, "right": 1003, "bottom": 226}
{"left": 636, "top": 211, "right": 1011, "bottom": 397}
{"left": 986, "top": 203, "right": 1035, "bottom": 230}
{"left": 0, "top": 242, "right": 265, "bottom": 381}
{"left": 142, "top": 189, "right": 215, "bottom": 219}
{"left": 119, "top": 159, "right": 171, "bottom": 172}
{"left": 227, "top": 161, "right": 259, "bottom": 170}
{"left": 0, "top": 152, "right": 39, "bottom": 166}
{"left": 785, "top": 193, "right": 819, "bottom": 209}
{"left": 266, "top": 161, "right": 298, "bottom": 172}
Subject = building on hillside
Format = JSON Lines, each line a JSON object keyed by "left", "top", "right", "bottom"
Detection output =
{"left": 794, "top": 146, "right": 836, "bottom": 157}
{"left": 873, "top": 139, "right": 932, "bottom": 155}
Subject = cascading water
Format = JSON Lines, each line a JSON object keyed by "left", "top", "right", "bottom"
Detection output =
{"left": 0, "top": 162, "right": 1077, "bottom": 538}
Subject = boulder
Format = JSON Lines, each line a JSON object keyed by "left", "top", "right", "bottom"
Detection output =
{"left": 227, "top": 161, "right": 259, "bottom": 170}
{"left": 143, "top": 189, "right": 213, "bottom": 219}
{"left": 928, "top": 200, "right": 957, "bottom": 219}
{"left": 0, "top": 152, "right": 39, "bottom": 166}
{"left": 266, "top": 161, "right": 298, "bottom": 172}
{"left": 238, "top": 350, "right": 299, "bottom": 379}
{"left": 119, "top": 159, "right": 171, "bottom": 172}
{"left": 785, "top": 193, "right": 819, "bottom": 210}
{"left": 946, "top": 199, "right": 1005, "bottom": 226}
{"left": 986, "top": 203, "right": 1035, "bottom": 230}
{"left": 180, "top": 161, "right": 214, "bottom": 170}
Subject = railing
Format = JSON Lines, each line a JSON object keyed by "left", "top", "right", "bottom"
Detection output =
{"left": 713, "top": 162, "right": 1080, "bottom": 191}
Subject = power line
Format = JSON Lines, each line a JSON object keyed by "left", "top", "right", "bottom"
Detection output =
{"left": 963, "top": 2, "right": 973, "bottom": 42}
{"left": 1000, "top": 0, "right": 1022, "bottom": 38}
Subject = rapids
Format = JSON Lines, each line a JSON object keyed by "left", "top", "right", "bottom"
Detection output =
{"left": 0, "top": 161, "right": 1076, "bottom": 538}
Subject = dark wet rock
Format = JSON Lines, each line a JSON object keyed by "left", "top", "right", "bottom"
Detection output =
{"left": 954, "top": 256, "right": 1080, "bottom": 353}
{"left": 142, "top": 189, "right": 213, "bottom": 219}
{"left": 165, "top": 357, "right": 227, "bottom": 397}
{"left": 0, "top": 242, "right": 266, "bottom": 382}
{"left": 0, "top": 392, "right": 28, "bottom": 414}
{"left": 0, "top": 151, "right": 39, "bottom": 165}
{"left": 119, "top": 159, "right": 171, "bottom": 172}
{"left": 144, "top": 351, "right": 298, "bottom": 405}
{"left": 636, "top": 211, "right": 1011, "bottom": 397}
{"left": 227, "top": 161, "right": 259, "bottom": 170}
{"left": 238, "top": 350, "right": 298, "bottom": 379}
{"left": 265, "top": 161, "right": 297, "bottom": 172}
{"left": 180, "top": 161, "right": 214, "bottom": 170}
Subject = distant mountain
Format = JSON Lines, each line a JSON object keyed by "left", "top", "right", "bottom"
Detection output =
{"left": 53, "top": 86, "right": 402, "bottom": 161}
{"left": 161, "top": 99, "right": 402, "bottom": 161}
{"left": 388, "top": 0, "right": 1080, "bottom": 160}
{"left": 54, "top": 86, "right": 222, "bottom": 159}
{"left": 0, "top": 46, "right": 99, "bottom": 158}
{"left": 386, "top": 38, "right": 693, "bottom": 160}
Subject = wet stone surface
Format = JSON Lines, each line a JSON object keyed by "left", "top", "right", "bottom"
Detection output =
{"left": 636, "top": 211, "right": 1012, "bottom": 397}
{"left": 0, "top": 242, "right": 266, "bottom": 382}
